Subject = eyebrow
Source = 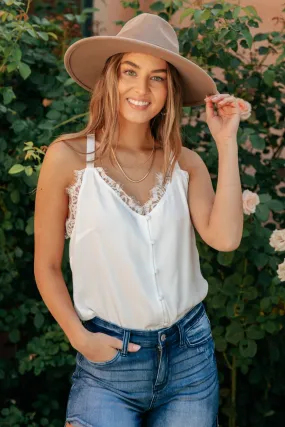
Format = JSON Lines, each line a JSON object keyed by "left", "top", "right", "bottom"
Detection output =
{"left": 121, "top": 60, "right": 167, "bottom": 74}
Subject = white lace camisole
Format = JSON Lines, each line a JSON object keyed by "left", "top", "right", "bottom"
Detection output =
{"left": 64, "top": 134, "right": 208, "bottom": 330}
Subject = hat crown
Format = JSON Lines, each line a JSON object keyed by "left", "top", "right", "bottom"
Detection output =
{"left": 117, "top": 13, "right": 179, "bottom": 54}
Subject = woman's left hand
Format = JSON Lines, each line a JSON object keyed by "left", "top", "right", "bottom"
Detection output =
{"left": 204, "top": 93, "right": 240, "bottom": 149}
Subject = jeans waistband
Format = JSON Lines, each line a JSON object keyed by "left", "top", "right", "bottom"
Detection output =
{"left": 83, "top": 302, "right": 205, "bottom": 351}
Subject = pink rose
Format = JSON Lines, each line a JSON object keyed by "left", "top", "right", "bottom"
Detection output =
{"left": 277, "top": 259, "right": 285, "bottom": 282}
{"left": 236, "top": 98, "right": 252, "bottom": 121}
{"left": 242, "top": 190, "right": 260, "bottom": 215}
{"left": 269, "top": 229, "right": 285, "bottom": 252}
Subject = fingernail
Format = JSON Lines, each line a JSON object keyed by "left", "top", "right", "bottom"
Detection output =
{"left": 133, "top": 344, "right": 141, "bottom": 351}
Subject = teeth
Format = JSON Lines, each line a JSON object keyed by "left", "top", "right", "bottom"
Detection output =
{"left": 128, "top": 98, "right": 150, "bottom": 106}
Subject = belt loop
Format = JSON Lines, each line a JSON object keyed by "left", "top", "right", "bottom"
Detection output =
{"left": 177, "top": 323, "right": 186, "bottom": 348}
{"left": 121, "top": 330, "right": 131, "bottom": 356}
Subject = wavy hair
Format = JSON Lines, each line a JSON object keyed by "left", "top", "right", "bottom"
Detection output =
{"left": 50, "top": 52, "right": 183, "bottom": 185}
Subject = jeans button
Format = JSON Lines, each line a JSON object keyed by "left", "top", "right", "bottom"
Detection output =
{"left": 161, "top": 334, "right": 166, "bottom": 342}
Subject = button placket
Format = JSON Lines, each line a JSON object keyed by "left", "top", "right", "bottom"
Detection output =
{"left": 146, "top": 215, "right": 165, "bottom": 325}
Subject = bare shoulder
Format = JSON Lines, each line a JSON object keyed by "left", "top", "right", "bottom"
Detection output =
{"left": 45, "top": 136, "right": 87, "bottom": 188}
{"left": 177, "top": 146, "right": 204, "bottom": 176}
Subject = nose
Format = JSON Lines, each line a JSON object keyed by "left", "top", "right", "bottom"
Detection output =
{"left": 134, "top": 76, "right": 149, "bottom": 95}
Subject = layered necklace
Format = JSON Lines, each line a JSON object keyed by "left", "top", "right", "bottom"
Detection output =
{"left": 110, "top": 136, "right": 156, "bottom": 183}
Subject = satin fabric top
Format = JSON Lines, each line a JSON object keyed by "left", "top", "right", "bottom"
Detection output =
{"left": 68, "top": 134, "right": 208, "bottom": 330}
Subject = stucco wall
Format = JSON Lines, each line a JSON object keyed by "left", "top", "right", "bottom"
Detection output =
{"left": 94, "top": 0, "right": 284, "bottom": 37}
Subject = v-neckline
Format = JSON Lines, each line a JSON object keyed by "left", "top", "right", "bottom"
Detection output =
{"left": 91, "top": 165, "right": 174, "bottom": 218}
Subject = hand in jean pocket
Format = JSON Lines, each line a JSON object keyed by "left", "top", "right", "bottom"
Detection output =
{"left": 75, "top": 329, "right": 141, "bottom": 364}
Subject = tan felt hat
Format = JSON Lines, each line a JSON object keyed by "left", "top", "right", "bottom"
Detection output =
{"left": 64, "top": 13, "right": 218, "bottom": 107}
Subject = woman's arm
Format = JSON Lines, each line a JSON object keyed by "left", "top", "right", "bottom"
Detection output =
{"left": 34, "top": 141, "right": 86, "bottom": 349}
{"left": 183, "top": 142, "right": 243, "bottom": 251}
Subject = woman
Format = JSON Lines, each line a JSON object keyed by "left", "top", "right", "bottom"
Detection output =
{"left": 34, "top": 13, "right": 243, "bottom": 427}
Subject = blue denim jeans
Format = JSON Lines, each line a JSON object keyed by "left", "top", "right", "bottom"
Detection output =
{"left": 65, "top": 302, "right": 219, "bottom": 427}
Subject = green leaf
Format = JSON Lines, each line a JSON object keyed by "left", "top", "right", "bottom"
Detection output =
{"left": 25, "top": 216, "right": 34, "bottom": 236}
{"left": 226, "top": 321, "right": 244, "bottom": 345}
{"left": 193, "top": 9, "right": 204, "bottom": 24}
{"left": 34, "top": 312, "right": 45, "bottom": 329}
{"left": 18, "top": 62, "right": 31, "bottom": 80}
{"left": 239, "top": 339, "right": 257, "bottom": 358}
{"left": 8, "top": 164, "right": 25, "bottom": 174}
{"left": 253, "top": 252, "right": 269, "bottom": 269}
{"left": 250, "top": 134, "right": 265, "bottom": 150}
{"left": 47, "top": 32, "right": 58, "bottom": 40}
{"left": 180, "top": 8, "right": 194, "bottom": 23}
{"left": 200, "top": 9, "right": 211, "bottom": 21}
{"left": 211, "top": 294, "right": 227, "bottom": 309}
{"left": 259, "top": 193, "right": 272, "bottom": 203}
{"left": 3, "top": 87, "right": 16, "bottom": 105}
{"left": 263, "top": 69, "right": 275, "bottom": 87}
{"left": 243, "top": 287, "right": 258, "bottom": 301}
{"left": 150, "top": 1, "right": 165, "bottom": 12}
{"left": 241, "top": 28, "right": 253, "bottom": 49}
{"left": 233, "top": 6, "right": 241, "bottom": 19}
{"left": 26, "top": 28, "right": 38, "bottom": 38}
{"left": 9, "top": 329, "right": 20, "bottom": 343}
{"left": 260, "top": 297, "right": 271, "bottom": 310}
{"left": 214, "top": 335, "right": 227, "bottom": 352}
{"left": 267, "top": 199, "right": 284, "bottom": 212}
{"left": 217, "top": 251, "right": 235, "bottom": 266}
{"left": 246, "top": 325, "right": 265, "bottom": 340}
{"left": 255, "top": 204, "right": 270, "bottom": 222}
{"left": 81, "top": 7, "right": 100, "bottom": 14}
{"left": 25, "top": 166, "right": 33, "bottom": 176}
{"left": 10, "top": 189, "right": 20, "bottom": 204}
{"left": 264, "top": 321, "right": 277, "bottom": 334}
{"left": 11, "top": 46, "right": 22, "bottom": 63}
{"left": 6, "top": 62, "right": 18, "bottom": 73}
{"left": 212, "top": 326, "right": 225, "bottom": 337}
{"left": 243, "top": 6, "right": 258, "bottom": 18}
{"left": 46, "top": 110, "right": 62, "bottom": 120}
{"left": 37, "top": 31, "right": 49, "bottom": 41}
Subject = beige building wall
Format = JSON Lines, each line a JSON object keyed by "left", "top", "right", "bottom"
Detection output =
{"left": 94, "top": 0, "right": 284, "bottom": 37}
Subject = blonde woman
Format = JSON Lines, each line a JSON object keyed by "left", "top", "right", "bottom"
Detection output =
{"left": 34, "top": 13, "right": 243, "bottom": 427}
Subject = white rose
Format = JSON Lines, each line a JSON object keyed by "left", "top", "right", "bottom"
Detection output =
{"left": 269, "top": 229, "right": 285, "bottom": 252}
{"left": 277, "top": 259, "right": 285, "bottom": 282}
{"left": 242, "top": 190, "right": 260, "bottom": 215}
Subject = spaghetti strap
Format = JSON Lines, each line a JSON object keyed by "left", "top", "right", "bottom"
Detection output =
{"left": 86, "top": 134, "right": 95, "bottom": 168}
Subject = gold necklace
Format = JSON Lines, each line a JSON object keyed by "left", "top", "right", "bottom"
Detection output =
{"left": 111, "top": 145, "right": 156, "bottom": 183}
{"left": 112, "top": 135, "right": 155, "bottom": 167}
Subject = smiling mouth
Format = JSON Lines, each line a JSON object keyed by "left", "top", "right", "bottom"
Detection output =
{"left": 126, "top": 98, "right": 151, "bottom": 110}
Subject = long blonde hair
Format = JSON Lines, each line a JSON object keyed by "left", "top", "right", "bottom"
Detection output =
{"left": 51, "top": 52, "right": 183, "bottom": 185}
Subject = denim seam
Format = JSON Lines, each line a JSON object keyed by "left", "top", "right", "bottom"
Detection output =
{"left": 182, "top": 305, "right": 205, "bottom": 332}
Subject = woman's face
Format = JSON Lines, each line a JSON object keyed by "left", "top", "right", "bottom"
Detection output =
{"left": 117, "top": 52, "right": 168, "bottom": 124}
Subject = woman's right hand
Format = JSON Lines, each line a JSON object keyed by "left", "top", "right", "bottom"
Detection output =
{"left": 73, "top": 329, "right": 141, "bottom": 363}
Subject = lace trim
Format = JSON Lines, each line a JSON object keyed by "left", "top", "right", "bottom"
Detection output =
{"left": 65, "top": 169, "right": 85, "bottom": 239}
{"left": 96, "top": 166, "right": 171, "bottom": 215}
{"left": 65, "top": 167, "right": 171, "bottom": 239}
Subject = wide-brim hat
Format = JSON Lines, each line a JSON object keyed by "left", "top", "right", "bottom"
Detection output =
{"left": 64, "top": 13, "right": 218, "bottom": 107}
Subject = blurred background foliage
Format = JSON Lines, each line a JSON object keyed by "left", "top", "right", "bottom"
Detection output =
{"left": 0, "top": 0, "right": 284, "bottom": 426}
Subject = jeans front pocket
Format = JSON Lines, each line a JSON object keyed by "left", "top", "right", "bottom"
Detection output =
{"left": 79, "top": 320, "right": 122, "bottom": 367}
{"left": 78, "top": 348, "right": 121, "bottom": 367}
{"left": 184, "top": 309, "right": 213, "bottom": 348}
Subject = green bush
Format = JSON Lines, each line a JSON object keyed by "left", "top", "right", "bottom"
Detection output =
{"left": 1, "top": 0, "right": 284, "bottom": 426}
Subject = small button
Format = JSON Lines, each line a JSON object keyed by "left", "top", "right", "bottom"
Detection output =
{"left": 161, "top": 334, "right": 166, "bottom": 341}
{"left": 150, "top": 240, "right": 154, "bottom": 245}
{"left": 158, "top": 295, "right": 164, "bottom": 301}
{"left": 163, "top": 322, "right": 168, "bottom": 326}
{"left": 146, "top": 216, "right": 150, "bottom": 221}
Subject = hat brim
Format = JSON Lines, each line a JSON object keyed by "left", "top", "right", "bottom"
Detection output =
{"left": 64, "top": 36, "right": 218, "bottom": 107}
